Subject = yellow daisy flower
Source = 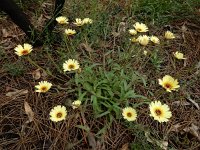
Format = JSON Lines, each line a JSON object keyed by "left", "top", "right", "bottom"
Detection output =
{"left": 63, "top": 59, "right": 80, "bottom": 72}
{"left": 150, "top": 36, "right": 160, "bottom": 44}
{"left": 65, "top": 29, "right": 76, "bottom": 36}
{"left": 130, "top": 37, "right": 138, "bottom": 43}
{"left": 50, "top": 105, "right": 67, "bottom": 122}
{"left": 144, "top": 50, "right": 148, "bottom": 55}
{"left": 82, "top": 18, "right": 93, "bottom": 24}
{"left": 73, "top": 18, "right": 84, "bottom": 26}
{"left": 14, "top": 43, "right": 33, "bottom": 56}
{"left": 158, "top": 75, "right": 180, "bottom": 92}
{"left": 129, "top": 29, "right": 137, "bottom": 35}
{"left": 164, "top": 31, "right": 175, "bottom": 39}
{"left": 133, "top": 22, "right": 148, "bottom": 32}
{"left": 35, "top": 81, "right": 52, "bottom": 93}
{"left": 137, "top": 35, "right": 149, "bottom": 46}
{"left": 72, "top": 100, "right": 82, "bottom": 109}
{"left": 56, "top": 16, "right": 69, "bottom": 24}
{"left": 149, "top": 101, "right": 172, "bottom": 123}
{"left": 122, "top": 107, "right": 137, "bottom": 121}
{"left": 173, "top": 51, "right": 186, "bottom": 60}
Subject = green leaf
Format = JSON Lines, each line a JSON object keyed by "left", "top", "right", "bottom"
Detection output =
{"left": 91, "top": 95, "right": 102, "bottom": 114}
{"left": 124, "top": 90, "right": 136, "bottom": 99}
{"left": 96, "top": 110, "right": 110, "bottom": 118}
{"left": 83, "top": 82, "right": 93, "bottom": 92}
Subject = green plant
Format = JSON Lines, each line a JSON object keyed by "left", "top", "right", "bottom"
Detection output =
{"left": 3, "top": 62, "right": 26, "bottom": 76}
{"left": 75, "top": 63, "right": 147, "bottom": 119}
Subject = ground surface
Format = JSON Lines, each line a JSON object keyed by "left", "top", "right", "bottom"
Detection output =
{"left": 0, "top": 0, "right": 200, "bottom": 149}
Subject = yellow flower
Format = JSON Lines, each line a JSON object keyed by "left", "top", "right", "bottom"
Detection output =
{"left": 72, "top": 100, "right": 82, "bottom": 109}
{"left": 173, "top": 51, "right": 186, "bottom": 60}
{"left": 122, "top": 107, "right": 137, "bottom": 121}
{"left": 50, "top": 105, "right": 67, "bottom": 122}
{"left": 150, "top": 36, "right": 160, "bottom": 44}
{"left": 35, "top": 81, "right": 52, "bottom": 93}
{"left": 149, "top": 101, "right": 172, "bottom": 123}
{"left": 137, "top": 35, "right": 149, "bottom": 46}
{"left": 130, "top": 37, "right": 138, "bottom": 43}
{"left": 164, "top": 31, "right": 175, "bottom": 39}
{"left": 158, "top": 75, "right": 180, "bottom": 92}
{"left": 133, "top": 22, "right": 148, "bottom": 32}
{"left": 65, "top": 29, "right": 76, "bottom": 35}
{"left": 144, "top": 50, "right": 148, "bottom": 55}
{"left": 63, "top": 59, "right": 80, "bottom": 72}
{"left": 56, "top": 16, "right": 69, "bottom": 24}
{"left": 73, "top": 18, "right": 84, "bottom": 26}
{"left": 82, "top": 18, "right": 93, "bottom": 24}
{"left": 14, "top": 43, "right": 33, "bottom": 56}
{"left": 129, "top": 29, "right": 137, "bottom": 35}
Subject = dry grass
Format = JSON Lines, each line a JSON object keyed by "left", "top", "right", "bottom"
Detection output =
{"left": 1, "top": 0, "right": 200, "bottom": 149}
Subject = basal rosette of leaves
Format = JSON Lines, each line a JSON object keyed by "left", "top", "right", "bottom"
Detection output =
{"left": 75, "top": 63, "right": 148, "bottom": 119}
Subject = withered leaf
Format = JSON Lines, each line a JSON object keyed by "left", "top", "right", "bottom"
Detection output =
{"left": 88, "top": 132, "right": 96, "bottom": 150}
{"left": 79, "top": 43, "right": 94, "bottom": 52}
{"left": 32, "top": 69, "right": 41, "bottom": 80}
{"left": 6, "top": 89, "right": 28, "bottom": 99}
{"left": 120, "top": 143, "right": 129, "bottom": 150}
{"left": 24, "top": 101, "right": 34, "bottom": 123}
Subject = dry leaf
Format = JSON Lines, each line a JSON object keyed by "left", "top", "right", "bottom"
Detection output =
{"left": 186, "top": 93, "right": 199, "bottom": 110}
{"left": 187, "top": 97, "right": 199, "bottom": 110}
{"left": 170, "top": 123, "right": 182, "bottom": 132}
{"left": 181, "top": 24, "right": 187, "bottom": 32}
{"left": 32, "top": 69, "right": 41, "bottom": 80}
{"left": 183, "top": 124, "right": 200, "bottom": 142}
{"left": 6, "top": 89, "right": 28, "bottom": 99}
{"left": 88, "top": 132, "right": 96, "bottom": 150}
{"left": 112, "top": 31, "right": 120, "bottom": 37}
{"left": 41, "top": 69, "right": 48, "bottom": 77}
{"left": 2, "top": 29, "right": 9, "bottom": 38}
{"left": 24, "top": 101, "right": 34, "bottom": 123}
{"left": 172, "top": 101, "right": 190, "bottom": 106}
{"left": 79, "top": 43, "right": 94, "bottom": 52}
{"left": 120, "top": 143, "right": 129, "bottom": 150}
{"left": 118, "top": 22, "right": 126, "bottom": 34}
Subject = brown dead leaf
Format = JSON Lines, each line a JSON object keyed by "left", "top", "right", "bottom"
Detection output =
{"left": 187, "top": 96, "right": 199, "bottom": 110}
{"left": 88, "top": 132, "right": 96, "bottom": 150}
{"left": 32, "top": 69, "right": 41, "bottom": 80}
{"left": 2, "top": 29, "right": 9, "bottom": 38}
{"left": 79, "top": 43, "right": 94, "bottom": 52}
{"left": 24, "top": 101, "right": 34, "bottom": 123}
{"left": 6, "top": 89, "right": 28, "bottom": 99}
{"left": 120, "top": 143, "right": 129, "bottom": 150}
{"left": 183, "top": 124, "right": 200, "bottom": 142}
{"left": 112, "top": 31, "right": 120, "bottom": 37}
{"left": 170, "top": 123, "right": 182, "bottom": 132}
{"left": 172, "top": 101, "right": 190, "bottom": 106}
{"left": 118, "top": 22, "right": 126, "bottom": 34}
{"left": 181, "top": 24, "right": 187, "bottom": 32}
{"left": 41, "top": 69, "right": 48, "bottom": 77}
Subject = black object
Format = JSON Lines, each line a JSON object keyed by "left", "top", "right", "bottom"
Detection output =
{"left": 0, "top": 0, "right": 65, "bottom": 46}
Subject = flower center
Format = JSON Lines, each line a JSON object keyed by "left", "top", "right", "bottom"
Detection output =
{"left": 164, "top": 83, "right": 172, "bottom": 89}
{"left": 22, "top": 49, "right": 29, "bottom": 55}
{"left": 61, "top": 20, "right": 65, "bottom": 23}
{"left": 127, "top": 112, "right": 132, "bottom": 117}
{"left": 41, "top": 86, "right": 47, "bottom": 91}
{"left": 155, "top": 109, "right": 162, "bottom": 116}
{"left": 68, "top": 64, "right": 75, "bottom": 69}
{"left": 138, "top": 28, "right": 142, "bottom": 32}
{"left": 56, "top": 112, "right": 63, "bottom": 118}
